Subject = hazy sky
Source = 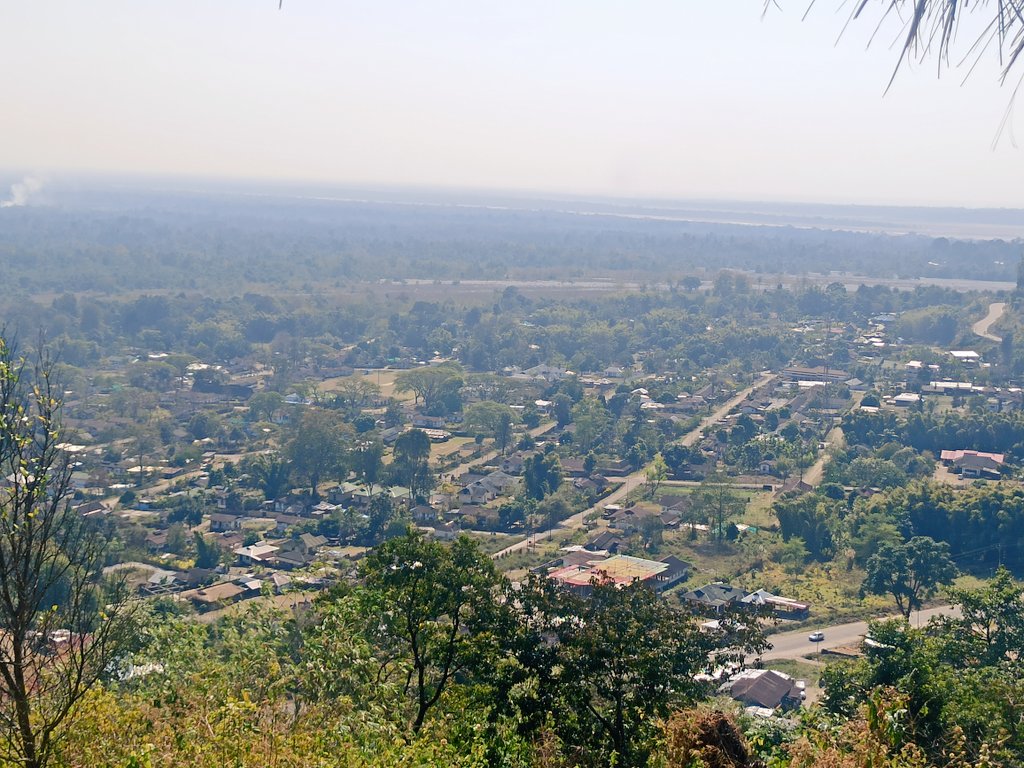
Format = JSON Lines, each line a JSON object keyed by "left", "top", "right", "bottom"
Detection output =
{"left": 3, "top": 2, "right": 1022, "bottom": 207}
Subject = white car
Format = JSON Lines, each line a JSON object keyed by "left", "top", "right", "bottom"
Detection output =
{"left": 808, "top": 631, "right": 825, "bottom": 642}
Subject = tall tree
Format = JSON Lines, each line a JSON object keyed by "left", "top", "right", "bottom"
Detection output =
{"left": 246, "top": 390, "right": 283, "bottom": 422}
{"left": 251, "top": 454, "right": 292, "bottom": 500}
{"left": 552, "top": 580, "right": 764, "bottom": 766}
{"left": 0, "top": 340, "right": 134, "bottom": 768}
{"left": 331, "top": 378, "right": 380, "bottom": 417}
{"left": 391, "top": 428, "right": 433, "bottom": 502}
{"left": 193, "top": 531, "right": 222, "bottom": 569}
{"left": 862, "top": 536, "right": 958, "bottom": 619}
{"left": 360, "top": 532, "right": 500, "bottom": 733}
{"left": 393, "top": 363, "right": 463, "bottom": 415}
{"left": 691, "top": 472, "right": 744, "bottom": 543}
{"left": 523, "top": 452, "right": 562, "bottom": 500}
{"left": 462, "top": 401, "right": 518, "bottom": 455}
{"left": 285, "top": 409, "right": 351, "bottom": 498}
{"left": 351, "top": 434, "right": 384, "bottom": 485}
{"left": 644, "top": 452, "right": 668, "bottom": 498}
{"left": 571, "top": 396, "right": 611, "bottom": 453}
{"left": 941, "top": 566, "right": 1024, "bottom": 665}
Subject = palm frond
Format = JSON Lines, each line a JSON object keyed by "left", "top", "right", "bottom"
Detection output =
{"left": 773, "top": 1, "right": 1024, "bottom": 83}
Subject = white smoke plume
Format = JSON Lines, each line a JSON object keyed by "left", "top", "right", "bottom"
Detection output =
{"left": 0, "top": 176, "right": 44, "bottom": 208}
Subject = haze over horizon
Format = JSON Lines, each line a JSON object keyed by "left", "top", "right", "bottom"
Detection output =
{"left": 3, "top": 2, "right": 1024, "bottom": 210}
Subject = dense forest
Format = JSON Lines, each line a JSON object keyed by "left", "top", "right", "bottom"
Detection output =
{"left": 0, "top": 184, "right": 1020, "bottom": 297}
{"left": 0, "top": 273, "right": 981, "bottom": 381}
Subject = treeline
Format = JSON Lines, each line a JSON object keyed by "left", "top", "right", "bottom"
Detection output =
{"left": 2, "top": 279, "right": 976, "bottom": 382}
{"left": 843, "top": 408, "right": 1024, "bottom": 461}
{"left": 775, "top": 478, "right": 1024, "bottom": 575}
{"left": 1, "top": 190, "right": 1019, "bottom": 297}
{"left": 860, "top": 481, "right": 1024, "bottom": 571}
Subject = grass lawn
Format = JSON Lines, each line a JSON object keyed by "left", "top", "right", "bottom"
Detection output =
{"left": 763, "top": 658, "right": 825, "bottom": 687}
{"left": 741, "top": 491, "right": 776, "bottom": 529}
{"left": 656, "top": 526, "right": 890, "bottom": 623}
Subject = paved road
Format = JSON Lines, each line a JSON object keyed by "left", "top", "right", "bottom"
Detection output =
{"left": 679, "top": 372, "right": 778, "bottom": 449}
{"left": 756, "top": 604, "right": 961, "bottom": 662}
{"left": 442, "top": 420, "right": 557, "bottom": 481}
{"left": 973, "top": 301, "right": 1006, "bottom": 343}
{"left": 492, "top": 372, "right": 778, "bottom": 559}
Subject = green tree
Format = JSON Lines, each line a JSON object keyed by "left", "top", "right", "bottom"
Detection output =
{"left": 777, "top": 536, "right": 810, "bottom": 574}
{"left": 521, "top": 402, "right": 541, "bottom": 429}
{"left": 362, "top": 493, "right": 400, "bottom": 545}
{"left": 820, "top": 570, "right": 1024, "bottom": 765}
{"left": 331, "top": 377, "right": 380, "bottom": 416}
{"left": 774, "top": 493, "right": 837, "bottom": 561}
{"left": 351, "top": 434, "right": 385, "bottom": 484}
{"left": 846, "top": 457, "right": 907, "bottom": 489}
{"left": 862, "top": 536, "right": 958, "bottom": 619}
{"left": 552, "top": 580, "right": 764, "bottom": 766}
{"left": 552, "top": 393, "right": 574, "bottom": 427}
{"left": 644, "top": 452, "right": 668, "bottom": 498}
{"left": 250, "top": 454, "right": 292, "bottom": 500}
{"left": 193, "top": 531, "right": 221, "bottom": 569}
{"left": 462, "top": 401, "right": 518, "bottom": 454}
{"left": 391, "top": 428, "right": 434, "bottom": 502}
{"left": 0, "top": 339, "right": 133, "bottom": 768}
{"left": 246, "top": 390, "right": 283, "bottom": 422}
{"left": 165, "top": 523, "right": 189, "bottom": 555}
{"left": 285, "top": 409, "right": 351, "bottom": 498}
{"left": 523, "top": 452, "right": 562, "bottom": 500}
{"left": 359, "top": 532, "right": 500, "bottom": 733}
{"left": 126, "top": 360, "right": 177, "bottom": 392}
{"left": 638, "top": 513, "right": 664, "bottom": 552}
{"left": 849, "top": 510, "right": 904, "bottom": 566}
{"left": 942, "top": 566, "right": 1024, "bottom": 665}
{"left": 187, "top": 410, "right": 224, "bottom": 441}
{"left": 384, "top": 397, "right": 405, "bottom": 428}
{"left": 692, "top": 472, "right": 744, "bottom": 543}
{"left": 394, "top": 362, "right": 463, "bottom": 415}
{"left": 571, "top": 396, "right": 611, "bottom": 453}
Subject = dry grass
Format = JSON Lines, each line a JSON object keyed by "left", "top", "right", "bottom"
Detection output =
{"left": 430, "top": 436, "right": 477, "bottom": 463}
{"left": 320, "top": 369, "right": 413, "bottom": 402}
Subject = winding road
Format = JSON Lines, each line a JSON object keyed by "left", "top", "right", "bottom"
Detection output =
{"left": 973, "top": 301, "right": 1006, "bottom": 343}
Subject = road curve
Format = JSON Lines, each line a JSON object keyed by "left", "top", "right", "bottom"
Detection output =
{"left": 973, "top": 301, "right": 1006, "bottom": 343}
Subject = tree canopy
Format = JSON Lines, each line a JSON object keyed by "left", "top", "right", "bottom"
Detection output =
{"left": 862, "top": 536, "right": 958, "bottom": 618}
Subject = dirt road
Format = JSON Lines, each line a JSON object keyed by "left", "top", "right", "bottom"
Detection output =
{"left": 973, "top": 301, "right": 1006, "bottom": 343}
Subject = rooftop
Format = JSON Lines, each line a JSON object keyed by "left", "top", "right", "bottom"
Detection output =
{"left": 549, "top": 554, "right": 670, "bottom": 588}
